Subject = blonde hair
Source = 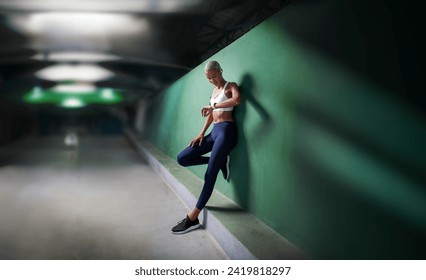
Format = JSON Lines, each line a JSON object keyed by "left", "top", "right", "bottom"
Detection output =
{"left": 204, "top": 60, "right": 222, "bottom": 72}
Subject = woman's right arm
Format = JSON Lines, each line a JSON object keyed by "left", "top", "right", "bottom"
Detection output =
{"left": 189, "top": 113, "right": 213, "bottom": 147}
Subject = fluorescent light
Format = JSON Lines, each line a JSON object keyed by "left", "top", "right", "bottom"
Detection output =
{"left": 61, "top": 98, "right": 86, "bottom": 108}
{"left": 23, "top": 86, "right": 123, "bottom": 106}
{"left": 35, "top": 64, "right": 114, "bottom": 82}
{"left": 23, "top": 86, "right": 46, "bottom": 103}
{"left": 52, "top": 83, "right": 96, "bottom": 94}
{"left": 31, "top": 86, "right": 43, "bottom": 99}
{"left": 101, "top": 88, "right": 114, "bottom": 100}
{"left": 9, "top": 12, "right": 149, "bottom": 37}
{"left": 0, "top": 0, "right": 204, "bottom": 13}
{"left": 99, "top": 88, "right": 122, "bottom": 103}
{"left": 32, "top": 51, "right": 120, "bottom": 62}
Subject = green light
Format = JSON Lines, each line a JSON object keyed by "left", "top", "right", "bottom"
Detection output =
{"left": 101, "top": 88, "right": 114, "bottom": 99}
{"left": 23, "top": 86, "right": 47, "bottom": 103}
{"left": 23, "top": 85, "right": 123, "bottom": 108}
{"left": 100, "top": 88, "right": 121, "bottom": 102}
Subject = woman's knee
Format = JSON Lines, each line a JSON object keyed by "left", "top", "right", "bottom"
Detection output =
{"left": 177, "top": 152, "right": 189, "bottom": 166}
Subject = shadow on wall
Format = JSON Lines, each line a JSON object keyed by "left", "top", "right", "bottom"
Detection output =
{"left": 288, "top": 92, "right": 426, "bottom": 259}
{"left": 279, "top": 0, "right": 425, "bottom": 113}
{"left": 231, "top": 74, "right": 272, "bottom": 209}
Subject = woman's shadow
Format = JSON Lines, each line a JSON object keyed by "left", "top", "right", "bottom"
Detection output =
{"left": 229, "top": 74, "right": 272, "bottom": 209}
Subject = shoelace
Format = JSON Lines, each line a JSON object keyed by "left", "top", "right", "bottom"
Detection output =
{"left": 177, "top": 217, "right": 187, "bottom": 225}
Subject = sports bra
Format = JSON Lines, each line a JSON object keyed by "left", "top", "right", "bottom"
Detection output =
{"left": 210, "top": 82, "right": 233, "bottom": 112}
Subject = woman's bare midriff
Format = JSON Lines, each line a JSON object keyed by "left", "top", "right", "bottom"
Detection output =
{"left": 212, "top": 111, "right": 234, "bottom": 123}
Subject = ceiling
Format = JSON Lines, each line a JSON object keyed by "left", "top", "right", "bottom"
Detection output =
{"left": 0, "top": 0, "right": 286, "bottom": 105}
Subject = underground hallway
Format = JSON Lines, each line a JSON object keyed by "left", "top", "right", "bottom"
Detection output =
{"left": 0, "top": 134, "right": 225, "bottom": 259}
{"left": 1, "top": 0, "right": 425, "bottom": 260}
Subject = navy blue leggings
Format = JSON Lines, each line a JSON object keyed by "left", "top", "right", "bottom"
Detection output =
{"left": 177, "top": 121, "right": 238, "bottom": 210}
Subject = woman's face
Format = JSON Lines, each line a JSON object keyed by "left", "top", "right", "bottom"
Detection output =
{"left": 205, "top": 69, "right": 222, "bottom": 86}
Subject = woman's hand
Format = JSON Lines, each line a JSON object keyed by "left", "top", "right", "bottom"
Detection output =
{"left": 189, "top": 133, "right": 204, "bottom": 147}
{"left": 201, "top": 105, "right": 214, "bottom": 117}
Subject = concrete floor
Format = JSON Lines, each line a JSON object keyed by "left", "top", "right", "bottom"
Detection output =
{"left": 0, "top": 134, "right": 226, "bottom": 260}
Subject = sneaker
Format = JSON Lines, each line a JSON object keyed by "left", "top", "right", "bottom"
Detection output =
{"left": 171, "top": 216, "right": 201, "bottom": 234}
{"left": 221, "top": 155, "right": 230, "bottom": 181}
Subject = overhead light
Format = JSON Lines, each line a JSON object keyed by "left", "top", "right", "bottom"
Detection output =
{"left": 52, "top": 83, "right": 96, "bottom": 94}
{"left": 35, "top": 64, "right": 114, "bottom": 82}
{"left": 9, "top": 12, "right": 149, "bottom": 37}
{"left": 0, "top": 0, "right": 204, "bottom": 13}
{"left": 23, "top": 86, "right": 46, "bottom": 103}
{"left": 101, "top": 88, "right": 115, "bottom": 100}
{"left": 31, "top": 51, "right": 121, "bottom": 62}
{"left": 61, "top": 98, "right": 86, "bottom": 108}
{"left": 29, "top": 86, "right": 43, "bottom": 99}
{"left": 23, "top": 86, "right": 123, "bottom": 107}
{"left": 99, "top": 88, "right": 122, "bottom": 103}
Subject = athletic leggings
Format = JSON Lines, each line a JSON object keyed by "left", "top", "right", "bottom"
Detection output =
{"left": 177, "top": 121, "right": 238, "bottom": 210}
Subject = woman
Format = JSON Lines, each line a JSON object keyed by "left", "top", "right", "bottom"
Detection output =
{"left": 172, "top": 60, "right": 240, "bottom": 234}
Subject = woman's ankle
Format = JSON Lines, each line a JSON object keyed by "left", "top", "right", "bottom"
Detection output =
{"left": 188, "top": 209, "right": 201, "bottom": 221}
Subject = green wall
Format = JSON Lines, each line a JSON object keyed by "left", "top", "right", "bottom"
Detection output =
{"left": 145, "top": 0, "right": 426, "bottom": 259}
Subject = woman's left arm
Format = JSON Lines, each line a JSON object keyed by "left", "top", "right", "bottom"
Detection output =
{"left": 212, "top": 83, "right": 241, "bottom": 109}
